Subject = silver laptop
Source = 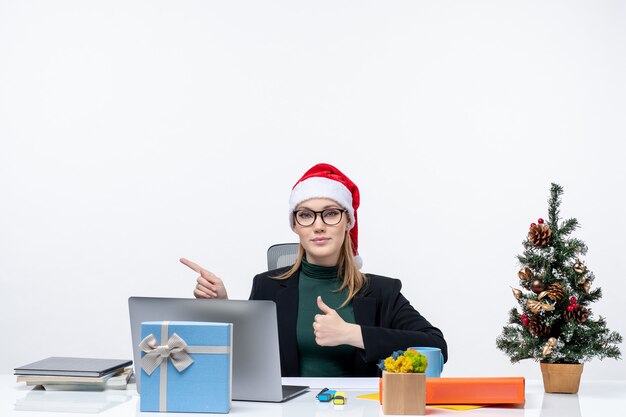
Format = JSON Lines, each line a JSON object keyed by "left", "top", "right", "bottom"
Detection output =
{"left": 128, "top": 297, "right": 308, "bottom": 402}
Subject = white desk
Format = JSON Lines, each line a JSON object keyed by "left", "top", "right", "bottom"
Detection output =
{"left": 1, "top": 375, "right": 624, "bottom": 417}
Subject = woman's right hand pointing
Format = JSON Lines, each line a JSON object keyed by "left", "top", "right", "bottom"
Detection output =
{"left": 180, "top": 258, "right": 229, "bottom": 299}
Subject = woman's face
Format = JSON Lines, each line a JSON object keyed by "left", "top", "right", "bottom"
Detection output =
{"left": 293, "top": 198, "right": 348, "bottom": 267}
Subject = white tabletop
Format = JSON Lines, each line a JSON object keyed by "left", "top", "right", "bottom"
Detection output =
{"left": 1, "top": 375, "right": 625, "bottom": 417}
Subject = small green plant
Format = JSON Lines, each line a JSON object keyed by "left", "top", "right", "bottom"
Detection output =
{"left": 378, "top": 349, "right": 428, "bottom": 373}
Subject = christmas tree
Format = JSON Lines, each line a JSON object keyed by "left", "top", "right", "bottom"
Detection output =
{"left": 496, "top": 183, "right": 622, "bottom": 364}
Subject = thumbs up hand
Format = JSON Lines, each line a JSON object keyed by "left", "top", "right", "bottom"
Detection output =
{"left": 313, "top": 296, "right": 364, "bottom": 349}
{"left": 316, "top": 295, "right": 337, "bottom": 316}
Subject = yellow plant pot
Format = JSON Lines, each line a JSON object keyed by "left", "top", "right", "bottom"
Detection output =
{"left": 381, "top": 371, "right": 426, "bottom": 415}
{"left": 540, "top": 362, "right": 584, "bottom": 394}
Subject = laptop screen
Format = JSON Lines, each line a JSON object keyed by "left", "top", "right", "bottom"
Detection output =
{"left": 128, "top": 297, "right": 297, "bottom": 402}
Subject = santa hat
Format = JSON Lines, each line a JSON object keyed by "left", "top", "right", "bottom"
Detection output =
{"left": 289, "top": 163, "right": 361, "bottom": 267}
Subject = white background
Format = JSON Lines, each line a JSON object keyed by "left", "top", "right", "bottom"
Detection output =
{"left": 1, "top": 0, "right": 624, "bottom": 379}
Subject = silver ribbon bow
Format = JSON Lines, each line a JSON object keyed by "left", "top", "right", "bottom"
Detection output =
{"left": 139, "top": 333, "right": 194, "bottom": 375}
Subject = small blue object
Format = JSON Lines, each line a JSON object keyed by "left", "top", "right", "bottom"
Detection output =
{"left": 316, "top": 388, "right": 336, "bottom": 402}
{"left": 391, "top": 350, "right": 403, "bottom": 360}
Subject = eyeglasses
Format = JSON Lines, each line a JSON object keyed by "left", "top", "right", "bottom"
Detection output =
{"left": 293, "top": 208, "right": 347, "bottom": 227}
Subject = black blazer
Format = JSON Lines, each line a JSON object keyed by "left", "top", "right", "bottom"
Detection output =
{"left": 249, "top": 267, "right": 448, "bottom": 377}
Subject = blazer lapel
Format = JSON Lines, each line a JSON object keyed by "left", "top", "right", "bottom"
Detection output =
{"left": 275, "top": 273, "right": 300, "bottom": 376}
{"left": 352, "top": 285, "right": 378, "bottom": 376}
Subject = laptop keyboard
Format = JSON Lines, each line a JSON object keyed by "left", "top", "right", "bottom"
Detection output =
{"left": 282, "top": 384, "right": 309, "bottom": 400}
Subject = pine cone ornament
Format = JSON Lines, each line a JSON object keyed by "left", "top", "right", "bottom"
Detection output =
{"left": 544, "top": 283, "right": 565, "bottom": 301}
{"left": 528, "top": 223, "right": 552, "bottom": 247}
{"left": 528, "top": 315, "right": 551, "bottom": 337}
{"left": 564, "top": 306, "right": 589, "bottom": 323}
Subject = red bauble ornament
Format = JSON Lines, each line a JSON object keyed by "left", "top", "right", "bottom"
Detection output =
{"left": 538, "top": 218, "right": 544, "bottom": 224}
{"left": 530, "top": 222, "right": 537, "bottom": 228}
{"left": 567, "top": 305, "right": 575, "bottom": 312}
{"left": 570, "top": 296, "right": 577, "bottom": 304}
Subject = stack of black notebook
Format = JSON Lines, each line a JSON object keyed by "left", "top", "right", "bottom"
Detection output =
{"left": 15, "top": 357, "right": 133, "bottom": 391}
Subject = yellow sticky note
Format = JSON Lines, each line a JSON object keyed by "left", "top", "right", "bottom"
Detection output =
{"left": 356, "top": 393, "right": 379, "bottom": 401}
{"left": 355, "top": 393, "right": 486, "bottom": 411}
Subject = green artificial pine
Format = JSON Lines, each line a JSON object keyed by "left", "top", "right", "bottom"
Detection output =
{"left": 496, "top": 184, "right": 622, "bottom": 364}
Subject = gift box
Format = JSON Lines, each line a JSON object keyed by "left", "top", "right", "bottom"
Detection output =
{"left": 139, "top": 321, "right": 232, "bottom": 413}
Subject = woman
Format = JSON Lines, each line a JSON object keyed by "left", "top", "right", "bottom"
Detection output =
{"left": 183, "top": 163, "right": 447, "bottom": 377}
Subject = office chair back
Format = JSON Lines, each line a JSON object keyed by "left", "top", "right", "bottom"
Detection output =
{"left": 267, "top": 243, "right": 299, "bottom": 270}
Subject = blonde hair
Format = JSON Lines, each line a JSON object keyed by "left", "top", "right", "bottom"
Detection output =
{"left": 275, "top": 230, "right": 367, "bottom": 307}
